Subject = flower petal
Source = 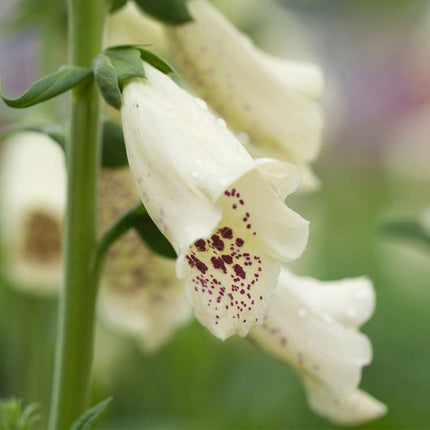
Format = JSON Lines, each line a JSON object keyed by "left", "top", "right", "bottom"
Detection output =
{"left": 278, "top": 270, "right": 376, "bottom": 328}
{"left": 303, "top": 377, "right": 387, "bottom": 425}
{"left": 121, "top": 64, "right": 308, "bottom": 339}
{"left": 165, "top": 0, "right": 323, "bottom": 178}
{"left": 249, "top": 268, "right": 374, "bottom": 397}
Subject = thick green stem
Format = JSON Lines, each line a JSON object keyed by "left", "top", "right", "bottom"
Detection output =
{"left": 48, "top": 1, "right": 106, "bottom": 429}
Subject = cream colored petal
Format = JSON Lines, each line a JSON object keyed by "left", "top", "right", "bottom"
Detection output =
{"left": 278, "top": 270, "right": 375, "bottom": 328}
{"left": 254, "top": 158, "right": 300, "bottom": 200}
{"left": 165, "top": 0, "right": 323, "bottom": 169}
{"left": 257, "top": 51, "right": 324, "bottom": 98}
{"left": 1, "top": 132, "right": 65, "bottom": 292}
{"left": 304, "top": 377, "right": 387, "bottom": 425}
{"left": 121, "top": 64, "right": 308, "bottom": 339}
{"left": 250, "top": 268, "right": 374, "bottom": 397}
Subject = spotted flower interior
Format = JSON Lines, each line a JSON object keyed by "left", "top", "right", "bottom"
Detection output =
{"left": 185, "top": 183, "right": 280, "bottom": 339}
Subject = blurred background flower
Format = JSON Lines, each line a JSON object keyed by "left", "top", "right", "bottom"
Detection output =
{"left": 1, "top": 0, "right": 429, "bottom": 429}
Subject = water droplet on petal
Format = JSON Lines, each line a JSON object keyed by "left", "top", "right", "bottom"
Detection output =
{"left": 216, "top": 118, "right": 227, "bottom": 128}
{"left": 191, "top": 171, "right": 200, "bottom": 179}
{"left": 194, "top": 98, "right": 208, "bottom": 110}
{"left": 236, "top": 132, "right": 250, "bottom": 146}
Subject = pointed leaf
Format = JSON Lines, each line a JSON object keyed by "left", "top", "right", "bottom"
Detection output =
{"left": 94, "top": 48, "right": 146, "bottom": 109}
{"left": 0, "top": 123, "right": 65, "bottom": 151}
{"left": 133, "top": 0, "right": 192, "bottom": 25}
{"left": 107, "top": 45, "right": 175, "bottom": 75}
{"left": 134, "top": 212, "right": 176, "bottom": 258}
{"left": 137, "top": 48, "right": 175, "bottom": 75}
{"left": 1, "top": 66, "right": 92, "bottom": 108}
{"left": 0, "top": 398, "right": 40, "bottom": 430}
{"left": 70, "top": 398, "right": 112, "bottom": 430}
{"left": 96, "top": 203, "right": 176, "bottom": 271}
{"left": 381, "top": 220, "right": 430, "bottom": 249}
{"left": 104, "top": 47, "right": 146, "bottom": 83}
{"left": 93, "top": 53, "right": 123, "bottom": 109}
{"left": 102, "top": 120, "right": 128, "bottom": 168}
{"left": 110, "top": 0, "right": 128, "bottom": 12}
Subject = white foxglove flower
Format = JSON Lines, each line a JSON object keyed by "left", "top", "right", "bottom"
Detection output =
{"left": 98, "top": 168, "right": 192, "bottom": 352}
{"left": 249, "top": 268, "right": 386, "bottom": 425}
{"left": 164, "top": 0, "right": 323, "bottom": 189}
{"left": 121, "top": 63, "right": 309, "bottom": 340}
{"left": 0, "top": 132, "right": 65, "bottom": 293}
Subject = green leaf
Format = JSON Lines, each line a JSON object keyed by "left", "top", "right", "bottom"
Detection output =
{"left": 93, "top": 54, "right": 123, "bottom": 109}
{"left": 110, "top": 0, "right": 128, "bottom": 12}
{"left": 104, "top": 47, "right": 146, "bottom": 83}
{"left": 107, "top": 45, "right": 176, "bottom": 75}
{"left": 70, "top": 398, "right": 112, "bottom": 430}
{"left": 1, "top": 66, "right": 92, "bottom": 108}
{"left": 93, "top": 48, "right": 146, "bottom": 109}
{"left": 133, "top": 0, "right": 192, "bottom": 25}
{"left": 134, "top": 212, "right": 176, "bottom": 259}
{"left": 137, "top": 48, "right": 176, "bottom": 74}
{"left": 102, "top": 121, "right": 128, "bottom": 168}
{"left": 0, "top": 123, "right": 65, "bottom": 151}
{"left": 0, "top": 398, "right": 40, "bottom": 430}
{"left": 96, "top": 203, "right": 176, "bottom": 271}
{"left": 381, "top": 220, "right": 430, "bottom": 250}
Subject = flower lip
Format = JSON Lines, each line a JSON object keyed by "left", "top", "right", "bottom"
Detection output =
{"left": 121, "top": 63, "right": 309, "bottom": 339}
{"left": 249, "top": 268, "right": 384, "bottom": 423}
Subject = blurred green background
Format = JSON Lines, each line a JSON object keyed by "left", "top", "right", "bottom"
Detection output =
{"left": 1, "top": 0, "right": 430, "bottom": 429}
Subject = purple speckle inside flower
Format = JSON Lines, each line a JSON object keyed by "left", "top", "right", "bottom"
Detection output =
{"left": 186, "top": 186, "right": 263, "bottom": 330}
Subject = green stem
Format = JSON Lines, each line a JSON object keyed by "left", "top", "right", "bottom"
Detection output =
{"left": 48, "top": 1, "right": 107, "bottom": 429}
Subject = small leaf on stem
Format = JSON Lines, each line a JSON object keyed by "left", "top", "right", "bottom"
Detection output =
{"left": 101, "top": 120, "right": 128, "bottom": 168}
{"left": 381, "top": 220, "right": 430, "bottom": 250}
{"left": 93, "top": 54, "right": 123, "bottom": 109}
{"left": 110, "top": 0, "right": 128, "bottom": 13}
{"left": 70, "top": 397, "right": 112, "bottom": 430}
{"left": 134, "top": 212, "right": 176, "bottom": 259}
{"left": 93, "top": 47, "right": 146, "bottom": 109}
{"left": 1, "top": 66, "right": 92, "bottom": 108}
{"left": 133, "top": 0, "right": 192, "bottom": 25}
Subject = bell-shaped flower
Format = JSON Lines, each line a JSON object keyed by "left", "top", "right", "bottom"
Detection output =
{"left": 164, "top": 0, "right": 324, "bottom": 189}
{"left": 249, "top": 268, "right": 387, "bottom": 425}
{"left": 98, "top": 168, "right": 192, "bottom": 352}
{"left": 121, "top": 63, "right": 309, "bottom": 340}
{"left": 0, "top": 132, "right": 65, "bottom": 293}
